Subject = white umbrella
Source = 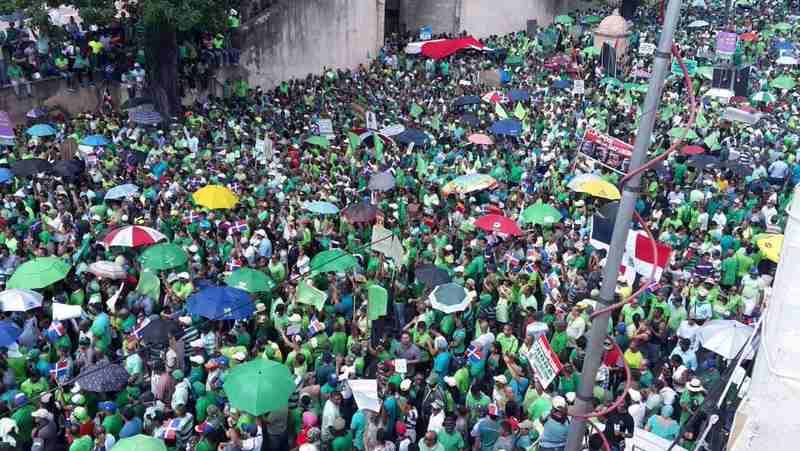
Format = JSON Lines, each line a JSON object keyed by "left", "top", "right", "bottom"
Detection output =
{"left": 429, "top": 283, "right": 470, "bottom": 314}
{"left": 777, "top": 55, "right": 798, "bottom": 65}
{"left": 688, "top": 20, "right": 710, "bottom": 28}
{"left": 698, "top": 320, "right": 754, "bottom": 359}
{"left": 0, "top": 289, "right": 43, "bottom": 312}
{"left": 88, "top": 261, "right": 127, "bottom": 280}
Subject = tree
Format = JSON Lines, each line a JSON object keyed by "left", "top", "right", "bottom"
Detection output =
{"left": 1, "top": 0, "right": 230, "bottom": 116}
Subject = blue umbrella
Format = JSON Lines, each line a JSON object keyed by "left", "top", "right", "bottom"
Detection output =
{"left": 0, "top": 168, "right": 12, "bottom": 184}
{"left": 395, "top": 129, "right": 430, "bottom": 146}
{"left": 508, "top": 89, "right": 531, "bottom": 102}
{"left": 490, "top": 119, "right": 523, "bottom": 136}
{"left": 460, "top": 113, "right": 480, "bottom": 126}
{"left": 0, "top": 320, "right": 21, "bottom": 347}
{"left": 104, "top": 183, "right": 140, "bottom": 200}
{"left": 131, "top": 111, "right": 163, "bottom": 126}
{"left": 303, "top": 201, "right": 339, "bottom": 215}
{"left": 453, "top": 95, "right": 480, "bottom": 107}
{"left": 81, "top": 134, "right": 109, "bottom": 147}
{"left": 26, "top": 124, "right": 56, "bottom": 137}
{"left": 187, "top": 286, "right": 254, "bottom": 320}
{"left": 775, "top": 41, "right": 795, "bottom": 51}
{"left": 552, "top": 79, "right": 573, "bottom": 90}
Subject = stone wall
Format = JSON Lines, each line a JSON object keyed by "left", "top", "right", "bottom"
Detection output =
{"left": 0, "top": 78, "right": 126, "bottom": 124}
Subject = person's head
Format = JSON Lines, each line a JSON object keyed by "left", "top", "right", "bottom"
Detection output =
{"left": 330, "top": 391, "right": 342, "bottom": 405}
{"left": 400, "top": 331, "right": 411, "bottom": 346}
{"left": 423, "top": 431, "right": 438, "bottom": 447}
{"left": 680, "top": 338, "right": 691, "bottom": 352}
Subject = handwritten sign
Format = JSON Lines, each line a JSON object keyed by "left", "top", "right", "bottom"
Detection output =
{"left": 526, "top": 335, "right": 563, "bottom": 389}
{"left": 639, "top": 42, "right": 656, "bottom": 55}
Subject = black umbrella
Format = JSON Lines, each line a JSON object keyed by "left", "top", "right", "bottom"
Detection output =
{"left": 396, "top": 129, "right": 430, "bottom": 146}
{"left": 51, "top": 159, "right": 85, "bottom": 179}
{"left": 122, "top": 150, "right": 148, "bottom": 165}
{"left": 74, "top": 363, "right": 130, "bottom": 392}
{"left": 121, "top": 97, "right": 155, "bottom": 109}
{"left": 139, "top": 318, "right": 183, "bottom": 344}
{"left": 342, "top": 202, "right": 378, "bottom": 223}
{"left": 460, "top": 113, "right": 480, "bottom": 127}
{"left": 10, "top": 158, "right": 52, "bottom": 177}
{"left": 687, "top": 155, "right": 722, "bottom": 170}
{"left": 724, "top": 160, "right": 753, "bottom": 177}
{"left": 415, "top": 264, "right": 451, "bottom": 288}
{"left": 453, "top": 95, "right": 480, "bottom": 107}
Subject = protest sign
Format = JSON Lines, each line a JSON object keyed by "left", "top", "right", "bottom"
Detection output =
{"left": 419, "top": 26, "right": 432, "bottom": 41}
{"left": 573, "top": 79, "right": 585, "bottom": 95}
{"left": 53, "top": 303, "right": 83, "bottom": 321}
{"left": 639, "top": 42, "right": 656, "bottom": 55}
{"left": 366, "top": 111, "right": 378, "bottom": 130}
{"left": 348, "top": 379, "right": 381, "bottom": 412}
{"left": 671, "top": 58, "right": 698, "bottom": 76}
{"left": 716, "top": 31, "right": 738, "bottom": 55}
{"left": 579, "top": 128, "right": 634, "bottom": 172}
{"left": 316, "top": 119, "right": 334, "bottom": 138}
{"left": 526, "top": 335, "right": 563, "bottom": 389}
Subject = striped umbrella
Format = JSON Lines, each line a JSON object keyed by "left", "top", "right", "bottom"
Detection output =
{"left": 442, "top": 174, "right": 498, "bottom": 195}
{"left": 101, "top": 225, "right": 167, "bottom": 248}
{"left": 131, "top": 110, "right": 163, "bottom": 125}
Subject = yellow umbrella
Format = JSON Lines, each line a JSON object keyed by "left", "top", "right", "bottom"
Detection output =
{"left": 570, "top": 178, "right": 621, "bottom": 200}
{"left": 193, "top": 185, "right": 239, "bottom": 210}
{"left": 756, "top": 233, "right": 783, "bottom": 263}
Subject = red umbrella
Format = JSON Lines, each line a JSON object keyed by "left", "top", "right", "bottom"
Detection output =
{"left": 474, "top": 214, "right": 522, "bottom": 236}
{"left": 681, "top": 145, "right": 705, "bottom": 156}
{"left": 101, "top": 225, "right": 167, "bottom": 248}
{"left": 740, "top": 32, "right": 758, "bottom": 42}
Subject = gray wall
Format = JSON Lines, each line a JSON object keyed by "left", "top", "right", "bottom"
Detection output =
{"left": 239, "top": 0, "right": 385, "bottom": 88}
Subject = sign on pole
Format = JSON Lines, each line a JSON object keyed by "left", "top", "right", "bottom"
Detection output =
{"left": 715, "top": 31, "right": 738, "bottom": 56}
{"left": 526, "top": 335, "right": 563, "bottom": 389}
{"left": 419, "top": 26, "right": 432, "bottom": 41}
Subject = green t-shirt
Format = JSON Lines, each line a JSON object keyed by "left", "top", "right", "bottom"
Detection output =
{"left": 438, "top": 429, "right": 466, "bottom": 451}
{"left": 69, "top": 435, "right": 93, "bottom": 451}
{"left": 332, "top": 431, "right": 354, "bottom": 451}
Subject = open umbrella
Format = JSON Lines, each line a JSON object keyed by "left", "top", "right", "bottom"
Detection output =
{"left": 468, "top": 133, "right": 493, "bottom": 145}
{"left": 104, "top": 183, "right": 140, "bottom": 200}
{"left": 771, "top": 75, "right": 796, "bottom": 90}
{"left": 508, "top": 89, "right": 531, "bottom": 102}
{"left": 113, "top": 435, "right": 167, "bottom": 451}
{"left": 668, "top": 127, "right": 699, "bottom": 140}
{"left": 342, "top": 202, "right": 378, "bottom": 223}
{"left": 0, "top": 289, "right": 42, "bottom": 312}
{"left": 687, "top": 154, "right": 722, "bottom": 170}
{"left": 521, "top": 200, "right": 563, "bottom": 225}
{"left": 442, "top": 174, "right": 498, "bottom": 195}
{"left": 569, "top": 177, "right": 621, "bottom": 200}
{"left": 10, "top": 158, "right": 52, "bottom": 177}
{"left": 582, "top": 15, "right": 602, "bottom": 24}
{"left": 395, "top": 129, "right": 430, "bottom": 146}
{"left": 475, "top": 214, "right": 523, "bottom": 236}
{"left": 740, "top": 31, "right": 758, "bottom": 42}
{"left": 429, "top": 283, "right": 470, "bottom": 313}
{"left": 751, "top": 91, "right": 776, "bottom": 103}
{"left": 193, "top": 185, "right": 239, "bottom": 210}
{"left": 551, "top": 79, "right": 573, "bottom": 90}
{"left": 102, "top": 225, "right": 166, "bottom": 248}
{"left": 303, "top": 201, "right": 339, "bottom": 215}
{"left": 482, "top": 91, "right": 508, "bottom": 103}
{"left": 0, "top": 321, "right": 21, "bottom": 346}
{"left": 88, "top": 261, "right": 127, "bottom": 280}
{"left": 225, "top": 268, "right": 275, "bottom": 293}
{"left": 80, "top": 134, "right": 109, "bottom": 146}
{"left": 415, "top": 264, "right": 451, "bottom": 288}
{"left": 600, "top": 77, "right": 623, "bottom": 89}
{"left": 310, "top": 249, "right": 360, "bottom": 274}
{"left": 698, "top": 320, "right": 754, "bottom": 359}
{"left": 50, "top": 159, "right": 85, "bottom": 179}
{"left": 582, "top": 46, "right": 601, "bottom": 57}
{"left": 138, "top": 319, "right": 182, "bottom": 345}
{"left": 0, "top": 168, "right": 11, "bottom": 183}
{"left": 368, "top": 171, "right": 396, "bottom": 191}
{"left": 554, "top": 14, "right": 574, "bottom": 25}
{"left": 681, "top": 145, "right": 705, "bottom": 155}
{"left": 26, "top": 124, "right": 56, "bottom": 137}
{"left": 490, "top": 119, "right": 522, "bottom": 136}
{"left": 223, "top": 358, "right": 295, "bottom": 415}
{"left": 305, "top": 135, "right": 330, "bottom": 149}
{"left": 453, "top": 95, "right": 481, "bottom": 107}
{"left": 774, "top": 22, "right": 792, "bottom": 32}
{"left": 130, "top": 110, "right": 163, "bottom": 125}
{"left": 7, "top": 257, "right": 70, "bottom": 289}
{"left": 756, "top": 233, "right": 783, "bottom": 263}
{"left": 460, "top": 113, "right": 480, "bottom": 127}
{"left": 74, "top": 362, "right": 130, "bottom": 392}
{"left": 187, "top": 286, "right": 254, "bottom": 320}
{"left": 723, "top": 160, "right": 753, "bottom": 177}
{"left": 688, "top": 19, "right": 710, "bottom": 27}
{"left": 139, "top": 243, "right": 188, "bottom": 270}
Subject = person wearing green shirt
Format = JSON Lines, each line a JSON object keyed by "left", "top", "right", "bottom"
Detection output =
{"left": 19, "top": 373, "right": 48, "bottom": 400}
{"left": 7, "top": 62, "right": 31, "bottom": 97}
{"left": 437, "top": 419, "right": 466, "bottom": 451}
{"left": 331, "top": 418, "right": 353, "bottom": 451}
{"left": 721, "top": 250, "right": 739, "bottom": 288}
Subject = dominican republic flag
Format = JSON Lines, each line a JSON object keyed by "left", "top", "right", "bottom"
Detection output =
{"left": 230, "top": 220, "right": 249, "bottom": 234}
{"left": 183, "top": 211, "right": 201, "bottom": 224}
{"left": 50, "top": 360, "right": 70, "bottom": 383}
{"left": 46, "top": 321, "right": 66, "bottom": 342}
{"left": 589, "top": 213, "right": 615, "bottom": 251}
{"left": 164, "top": 418, "right": 183, "bottom": 440}
{"left": 505, "top": 252, "right": 521, "bottom": 268}
{"left": 225, "top": 259, "right": 243, "bottom": 273}
{"left": 308, "top": 318, "right": 325, "bottom": 336}
{"left": 623, "top": 231, "right": 672, "bottom": 282}
{"left": 466, "top": 344, "right": 483, "bottom": 364}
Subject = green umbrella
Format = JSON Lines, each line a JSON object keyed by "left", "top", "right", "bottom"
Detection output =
{"left": 623, "top": 82, "right": 649, "bottom": 93}
{"left": 310, "top": 249, "right": 360, "bottom": 273}
{"left": 305, "top": 136, "right": 330, "bottom": 149}
{"left": 668, "top": 127, "right": 699, "bottom": 140}
{"left": 112, "top": 435, "right": 167, "bottom": 451}
{"left": 771, "top": 75, "right": 796, "bottom": 90}
{"left": 751, "top": 91, "right": 776, "bottom": 103}
{"left": 505, "top": 54, "right": 524, "bottom": 66}
{"left": 774, "top": 22, "right": 792, "bottom": 32}
{"left": 139, "top": 243, "right": 188, "bottom": 271}
{"left": 582, "top": 15, "right": 602, "bottom": 24}
{"left": 600, "top": 77, "right": 623, "bottom": 89}
{"left": 225, "top": 268, "right": 275, "bottom": 293}
{"left": 554, "top": 15, "right": 574, "bottom": 25}
{"left": 697, "top": 66, "right": 714, "bottom": 80}
{"left": 582, "top": 46, "right": 601, "bottom": 56}
{"left": 521, "top": 200, "right": 563, "bottom": 225}
{"left": 223, "top": 358, "right": 295, "bottom": 415}
{"left": 7, "top": 257, "right": 70, "bottom": 289}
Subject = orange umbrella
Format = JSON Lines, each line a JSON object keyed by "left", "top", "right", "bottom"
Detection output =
{"left": 740, "top": 32, "right": 758, "bottom": 42}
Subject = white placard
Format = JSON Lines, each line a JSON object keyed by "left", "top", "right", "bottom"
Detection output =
{"left": 394, "top": 359, "right": 407, "bottom": 374}
{"left": 52, "top": 303, "right": 83, "bottom": 321}
{"left": 366, "top": 111, "right": 378, "bottom": 130}
{"left": 316, "top": 119, "right": 334, "bottom": 137}
{"left": 348, "top": 379, "right": 381, "bottom": 412}
{"left": 639, "top": 42, "right": 656, "bottom": 55}
{"left": 573, "top": 79, "right": 585, "bottom": 95}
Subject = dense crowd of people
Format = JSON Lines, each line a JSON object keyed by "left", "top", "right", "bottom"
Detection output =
{"left": 0, "top": 0, "right": 792, "bottom": 450}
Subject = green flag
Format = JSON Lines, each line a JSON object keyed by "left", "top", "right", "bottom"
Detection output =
{"left": 410, "top": 103, "right": 423, "bottom": 118}
{"left": 136, "top": 268, "right": 160, "bottom": 302}
{"left": 432, "top": 114, "right": 441, "bottom": 132}
{"left": 367, "top": 284, "right": 388, "bottom": 320}
{"left": 704, "top": 131, "right": 721, "bottom": 150}
{"left": 347, "top": 132, "right": 361, "bottom": 152}
{"left": 695, "top": 107, "right": 708, "bottom": 129}
{"left": 374, "top": 132, "right": 384, "bottom": 163}
{"left": 514, "top": 103, "right": 527, "bottom": 120}
{"left": 297, "top": 280, "right": 328, "bottom": 311}
{"left": 495, "top": 103, "right": 509, "bottom": 119}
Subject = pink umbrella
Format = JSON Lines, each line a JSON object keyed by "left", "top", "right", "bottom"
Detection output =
{"left": 468, "top": 133, "right": 494, "bottom": 146}
{"left": 474, "top": 214, "right": 522, "bottom": 236}
{"left": 482, "top": 91, "right": 508, "bottom": 103}
{"left": 101, "top": 225, "right": 167, "bottom": 248}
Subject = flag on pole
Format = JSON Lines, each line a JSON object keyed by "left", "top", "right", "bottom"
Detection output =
{"left": 514, "top": 103, "right": 528, "bottom": 120}
{"left": 495, "top": 103, "right": 509, "bottom": 119}
{"left": 466, "top": 344, "right": 483, "bottom": 364}
{"left": 410, "top": 103, "right": 423, "bottom": 118}
{"left": 624, "top": 231, "right": 672, "bottom": 281}
{"left": 347, "top": 131, "right": 361, "bottom": 152}
{"left": 50, "top": 360, "right": 70, "bottom": 383}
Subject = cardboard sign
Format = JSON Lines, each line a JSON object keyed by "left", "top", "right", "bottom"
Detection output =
{"left": 526, "top": 335, "right": 563, "bottom": 389}
{"left": 348, "top": 379, "right": 381, "bottom": 412}
{"left": 716, "top": 31, "right": 738, "bottom": 55}
{"left": 573, "top": 79, "right": 585, "bottom": 95}
{"left": 639, "top": 42, "right": 656, "bottom": 55}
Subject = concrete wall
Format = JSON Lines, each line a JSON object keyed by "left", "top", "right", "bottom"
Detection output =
{"left": 239, "top": 0, "right": 385, "bottom": 89}
{"left": 401, "top": 0, "right": 461, "bottom": 35}
{"left": 0, "top": 78, "right": 126, "bottom": 124}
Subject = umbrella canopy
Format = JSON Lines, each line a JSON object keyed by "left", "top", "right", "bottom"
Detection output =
{"left": 10, "top": 158, "right": 52, "bottom": 177}
{"left": 303, "top": 201, "right": 339, "bottom": 215}
{"left": 771, "top": 75, "right": 796, "bottom": 90}
{"left": 582, "top": 14, "right": 602, "bottom": 24}
{"left": 342, "top": 202, "right": 378, "bottom": 223}
{"left": 7, "top": 257, "right": 70, "bottom": 289}
{"left": 698, "top": 320, "right": 754, "bottom": 359}
{"left": 740, "top": 31, "right": 758, "bottom": 42}
{"left": 429, "top": 283, "right": 470, "bottom": 313}
{"left": 187, "top": 286, "right": 254, "bottom": 320}
{"left": 225, "top": 268, "right": 276, "bottom": 293}
{"left": 475, "top": 214, "right": 523, "bottom": 236}
{"left": 508, "top": 89, "right": 531, "bottom": 102}
{"left": 687, "top": 154, "right": 722, "bottom": 170}
{"left": 490, "top": 119, "right": 523, "bottom": 136}
{"left": 521, "top": 200, "right": 563, "bottom": 225}
{"left": 122, "top": 149, "right": 148, "bottom": 165}
{"left": 26, "top": 123, "right": 56, "bottom": 137}
{"left": 460, "top": 113, "right": 480, "bottom": 126}
{"left": 223, "top": 358, "right": 295, "bottom": 415}
{"left": 551, "top": 79, "right": 573, "bottom": 90}
{"left": 554, "top": 14, "right": 574, "bottom": 25}
{"left": 88, "top": 261, "right": 127, "bottom": 280}
{"left": 582, "top": 46, "right": 602, "bottom": 56}
{"left": 600, "top": 77, "right": 624, "bottom": 89}
{"left": 305, "top": 135, "right": 330, "bottom": 149}
{"left": 80, "top": 134, "right": 109, "bottom": 146}
{"left": 569, "top": 177, "right": 621, "bottom": 200}
{"left": 138, "top": 319, "right": 182, "bottom": 345}
{"left": 668, "top": 127, "right": 699, "bottom": 140}
{"left": 104, "top": 183, "right": 140, "bottom": 200}
{"left": 50, "top": 159, "right": 85, "bottom": 179}
{"left": 395, "top": 129, "right": 430, "bottom": 146}
{"left": 0, "top": 168, "right": 11, "bottom": 183}
{"left": 442, "top": 173, "right": 497, "bottom": 195}
{"left": 0, "top": 289, "right": 42, "bottom": 312}
{"left": 415, "top": 264, "right": 451, "bottom": 288}
{"left": 368, "top": 171, "right": 396, "bottom": 191}
{"left": 0, "top": 321, "right": 21, "bottom": 346}
{"left": 112, "top": 435, "right": 167, "bottom": 451}
{"left": 130, "top": 110, "right": 163, "bottom": 125}
{"left": 468, "top": 133, "right": 494, "bottom": 145}
{"left": 453, "top": 95, "right": 480, "bottom": 107}
{"left": 751, "top": 91, "right": 777, "bottom": 103}
{"left": 74, "top": 362, "right": 130, "bottom": 392}
{"left": 756, "top": 233, "right": 783, "bottom": 263}
{"left": 310, "top": 249, "right": 360, "bottom": 273}
{"left": 193, "top": 185, "right": 239, "bottom": 210}
{"left": 688, "top": 19, "right": 710, "bottom": 27}
{"left": 482, "top": 91, "right": 508, "bottom": 103}
{"left": 681, "top": 145, "right": 705, "bottom": 155}
{"left": 102, "top": 225, "right": 167, "bottom": 248}
{"left": 139, "top": 243, "right": 188, "bottom": 270}
{"left": 773, "top": 22, "right": 792, "bottom": 32}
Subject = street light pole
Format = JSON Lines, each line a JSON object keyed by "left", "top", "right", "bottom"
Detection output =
{"left": 564, "top": 0, "right": 683, "bottom": 449}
